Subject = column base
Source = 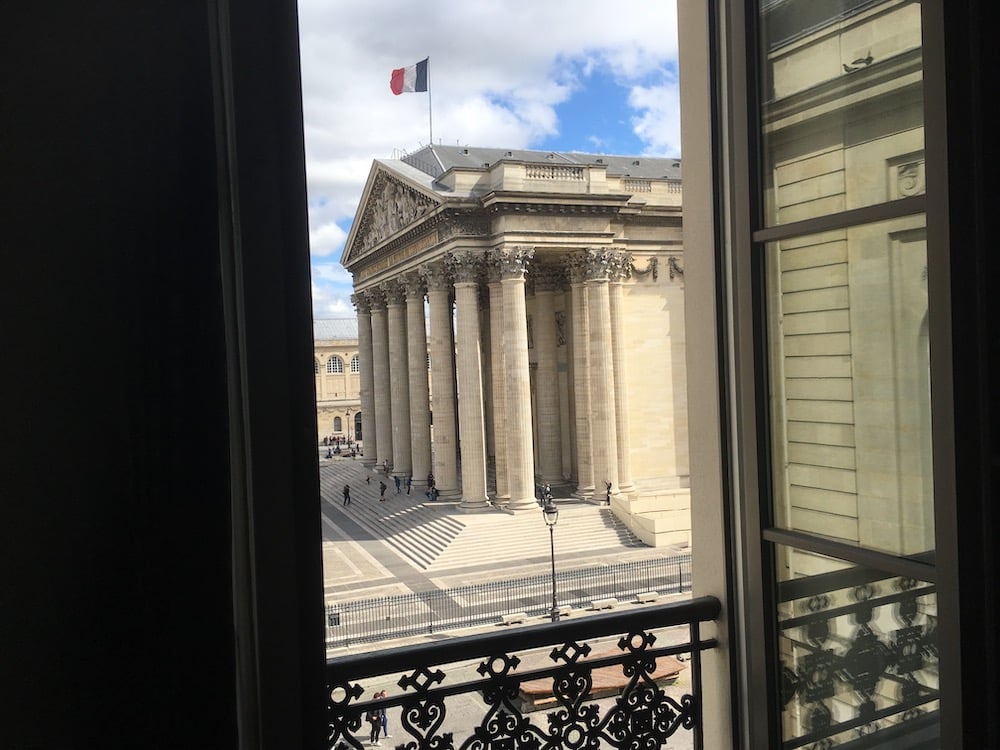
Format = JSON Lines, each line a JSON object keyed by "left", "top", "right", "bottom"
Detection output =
{"left": 458, "top": 497, "right": 490, "bottom": 511}
{"left": 506, "top": 496, "right": 540, "bottom": 512}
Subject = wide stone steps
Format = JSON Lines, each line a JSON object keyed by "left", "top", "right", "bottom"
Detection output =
{"left": 320, "top": 471, "right": 644, "bottom": 572}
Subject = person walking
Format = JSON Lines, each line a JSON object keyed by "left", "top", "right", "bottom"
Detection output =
{"left": 394, "top": 475, "right": 401, "bottom": 494}
{"left": 406, "top": 475, "right": 412, "bottom": 494}
{"left": 379, "top": 481, "right": 387, "bottom": 501}
{"left": 366, "top": 692, "right": 382, "bottom": 746}
{"left": 342, "top": 484, "right": 351, "bottom": 506}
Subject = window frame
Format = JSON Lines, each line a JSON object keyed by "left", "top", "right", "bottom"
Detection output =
{"left": 708, "top": 0, "right": 965, "bottom": 745}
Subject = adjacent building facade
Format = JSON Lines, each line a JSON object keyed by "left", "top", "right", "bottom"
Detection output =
{"left": 341, "top": 146, "right": 688, "bottom": 546}
{"left": 313, "top": 319, "right": 361, "bottom": 444}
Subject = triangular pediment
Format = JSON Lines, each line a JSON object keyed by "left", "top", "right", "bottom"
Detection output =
{"left": 342, "top": 165, "right": 440, "bottom": 266}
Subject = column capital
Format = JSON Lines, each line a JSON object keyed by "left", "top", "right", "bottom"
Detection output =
{"left": 446, "top": 249, "right": 484, "bottom": 284}
{"left": 401, "top": 271, "right": 426, "bottom": 301}
{"left": 567, "top": 247, "right": 630, "bottom": 283}
{"left": 365, "top": 287, "right": 387, "bottom": 310}
{"left": 420, "top": 261, "right": 452, "bottom": 292}
{"left": 380, "top": 279, "right": 406, "bottom": 305}
{"left": 351, "top": 292, "right": 371, "bottom": 315}
{"left": 487, "top": 245, "right": 534, "bottom": 281}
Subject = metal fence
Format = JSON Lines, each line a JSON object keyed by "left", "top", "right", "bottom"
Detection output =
{"left": 325, "top": 554, "right": 691, "bottom": 648}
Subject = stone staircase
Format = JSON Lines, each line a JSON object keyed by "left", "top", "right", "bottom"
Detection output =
{"left": 320, "top": 472, "right": 644, "bottom": 572}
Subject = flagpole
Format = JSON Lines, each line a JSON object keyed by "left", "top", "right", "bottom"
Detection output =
{"left": 426, "top": 56, "right": 433, "bottom": 145}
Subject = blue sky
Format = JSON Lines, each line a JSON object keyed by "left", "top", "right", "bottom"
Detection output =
{"left": 297, "top": 1, "right": 680, "bottom": 320}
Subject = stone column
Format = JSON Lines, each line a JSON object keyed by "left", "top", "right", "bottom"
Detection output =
{"left": 583, "top": 248, "right": 619, "bottom": 503}
{"left": 567, "top": 257, "right": 594, "bottom": 498}
{"left": 403, "top": 272, "right": 432, "bottom": 487}
{"left": 369, "top": 289, "right": 393, "bottom": 469}
{"left": 533, "top": 264, "right": 564, "bottom": 486}
{"left": 447, "top": 250, "right": 489, "bottom": 509}
{"left": 486, "top": 270, "right": 510, "bottom": 505}
{"left": 491, "top": 245, "right": 537, "bottom": 512}
{"left": 352, "top": 292, "right": 377, "bottom": 467}
{"left": 422, "top": 262, "right": 459, "bottom": 497}
{"left": 609, "top": 253, "right": 636, "bottom": 495}
{"left": 383, "top": 280, "right": 412, "bottom": 479}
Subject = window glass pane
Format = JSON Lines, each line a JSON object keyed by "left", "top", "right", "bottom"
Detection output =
{"left": 759, "top": 0, "right": 925, "bottom": 226}
{"left": 765, "top": 216, "right": 934, "bottom": 557}
{"left": 775, "top": 545, "right": 939, "bottom": 746}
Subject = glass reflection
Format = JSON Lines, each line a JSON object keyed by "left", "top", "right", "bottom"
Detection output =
{"left": 775, "top": 546, "right": 939, "bottom": 747}
{"left": 759, "top": 0, "right": 925, "bottom": 226}
{"left": 766, "top": 217, "right": 934, "bottom": 557}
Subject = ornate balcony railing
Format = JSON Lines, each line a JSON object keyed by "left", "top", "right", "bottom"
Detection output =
{"left": 327, "top": 596, "right": 721, "bottom": 750}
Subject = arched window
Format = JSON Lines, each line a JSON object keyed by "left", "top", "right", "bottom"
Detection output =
{"left": 313, "top": 359, "right": 319, "bottom": 375}
{"left": 350, "top": 354, "right": 360, "bottom": 373}
{"left": 326, "top": 356, "right": 343, "bottom": 374}
{"left": 333, "top": 416, "right": 342, "bottom": 432}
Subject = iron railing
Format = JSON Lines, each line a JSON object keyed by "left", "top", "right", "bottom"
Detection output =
{"left": 327, "top": 596, "right": 721, "bottom": 750}
{"left": 325, "top": 555, "right": 692, "bottom": 649}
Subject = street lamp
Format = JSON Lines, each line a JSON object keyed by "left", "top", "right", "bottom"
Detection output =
{"left": 345, "top": 408, "right": 353, "bottom": 445}
{"left": 542, "top": 498, "right": 560, "bottom": 622}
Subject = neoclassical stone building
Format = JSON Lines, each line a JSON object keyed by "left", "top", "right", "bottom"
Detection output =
{"left": 342, "top": 145, "right": 688, "bottom": 546}
{"left": 313, "top": 319, "right": 361, "bottom": 444}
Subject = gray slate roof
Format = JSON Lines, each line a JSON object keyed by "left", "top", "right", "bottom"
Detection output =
{"left": 401, "top": 144, "right": 681, "bottom": 181}
{"left": 313, "top": 319, "right": 358, "bottom": 341}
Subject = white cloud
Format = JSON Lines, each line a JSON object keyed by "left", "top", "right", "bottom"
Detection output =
{"left": 296, "top": 0, "right": 679, "bottom": 317}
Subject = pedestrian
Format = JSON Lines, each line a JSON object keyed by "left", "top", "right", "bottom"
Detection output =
{"left": 378, "top": 690, "right": 390, "bottom": 739}
{"left": 605, "top": 480, "right": 612, "bottom": 504}
{"left": 342, "top": 484, "right": 351, "bottom": 506}
{"left": 326, "top": 448, "right": 333, "bottom": 459}
{"left": 428, "top": 486, "right": 438, "bottom": 502}
{"left": 365, "top": 474, "right": 371, "bottom": 485}
{"left": 406, "top": 475, "right": 412, "bottom": 494}
{"left": 379, "top": 481, "right": 387, "bottom": 501}
{"left": 427, "top": 472, "right": 434, "bottom": 488}
{"left": 366, "top": 692, "right": 382, "bottom": 746}
{"left": 394, "top": 475, "right": 401, "bottom": 493}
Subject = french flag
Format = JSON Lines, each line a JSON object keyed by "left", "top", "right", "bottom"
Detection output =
{"left": 390, "top": 58, "right": 429, "bottom": 95}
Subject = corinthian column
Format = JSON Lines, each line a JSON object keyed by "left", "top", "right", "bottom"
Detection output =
{"left": 485, "top": 269, "right": 510, "bottom": 505}
{"left": 403, "top": 272, "right": 431, "bottom": 486}
{"left": 369, "top": 289, "right": 393, "bottom": 469}
{"left": 491, "top": 245, "right": 537, "bottom": 511}
{"left": 566, "top": 257, "right": 594, "bottom": 498}
{"left": 609, "top": 254, "right": 635, "bottom": 495}
{"left": 582, "top": 248, "right": 619, "bottom": 503}
{"left": 421, "top": 262, "right": 459, "bottom": 497}
{"left": 352, "top": 292, "right": 377, "bottom": 467}
{"left": 447, "top": 250, "right": 489, "bottom": 509}
{"left": 533, "top": 264, "right": 564, "bottom": 486}
{"left": 383, "top": 280, "right": 412, "bottom": 479}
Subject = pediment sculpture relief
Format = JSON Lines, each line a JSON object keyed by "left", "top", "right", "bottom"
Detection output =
{"left": 354, "top": 173, "right": 436, "bottom": 256}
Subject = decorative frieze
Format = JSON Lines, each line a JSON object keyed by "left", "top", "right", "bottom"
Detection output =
{"left": 628, "top": 256, "right": 660, "bottom": 282}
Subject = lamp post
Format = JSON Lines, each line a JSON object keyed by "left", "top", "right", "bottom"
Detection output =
{"left": 542, "top": 499, "right": 559, "bottom": 622}
{"left": 345, "top": 408, "right": 353, "bottom": 445}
